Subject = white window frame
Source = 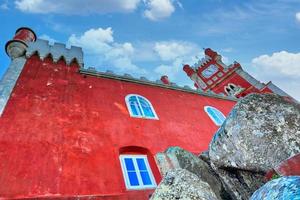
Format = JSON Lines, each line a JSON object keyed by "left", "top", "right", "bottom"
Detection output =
{"left": 119, "top": 155, "right": 157, "bottom": 190}
{"left": 204, "top": 106, "right": 226, "bottom": 126}
{"left": 125, "top": 94, "right": 159, "bottom": 120}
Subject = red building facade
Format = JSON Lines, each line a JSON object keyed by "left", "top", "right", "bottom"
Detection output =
{"left": 0, "top": 28, "right": 291, "bottom": 199}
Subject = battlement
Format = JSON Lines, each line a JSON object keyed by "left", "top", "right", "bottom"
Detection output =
{"left": 26, "top": 39, "right": 84, "bottom": 68}
{"left": 80, "top": 67, "right": 237, "bottom": 101}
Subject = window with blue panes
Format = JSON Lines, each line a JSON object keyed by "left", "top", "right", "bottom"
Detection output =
{"left": 204, "top": 106, "right": 226, "bottom": 126}
{"left": 119, "top": 155, "right": 156, "bottom": 189}
{"left": 125, "top": 95, "right": 158, "bottom": 119}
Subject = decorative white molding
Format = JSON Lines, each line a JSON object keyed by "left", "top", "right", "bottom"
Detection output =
{"left": 26, "top": 39, "right": 84, "bottom": 67}
{"left": 0, "top": 57, "right": 26, "bottom": 116}
{"left": 266, "top": 82, "right": 290, "bottom": 97}
{"left": 235, "top": 68, "right": 264, "bottom": 90}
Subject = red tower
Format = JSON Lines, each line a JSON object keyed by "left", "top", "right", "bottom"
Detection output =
{"left": 183, "top": 48, "right": 293, "bottom": 100}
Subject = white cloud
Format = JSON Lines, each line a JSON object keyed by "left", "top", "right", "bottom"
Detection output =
{"left": 154, "top": 58, "right": 183, "bottom": 79}
{"left": 15, "top": 0, "right": 141, "bottom": 14}
{"left": 252, "top": 51, "right": 300, "bottom": 77}
{"left": 251, "top": 51, "right": 300, "bottom": 101}
{"left": 67, "top": 27, "right": 143, "bottom": 73}
{"left": 68, "top": 28, "right": 114, "bottom": 52}
{"left": 15, "top": 0, "right": 178, "bottom": 20}
{"left": 144, "top": 0, "right": 175, "bottom": 21}
{"left": 154, "top": 41, "right": 199, "bottom": 61}
{"left": 153, "top": 41, "right": 201, "bottom": 84}
{"left": 221, "top": 56, "right": 229, "bottom": 64}
{"left": 64, "top": 28, "right": 200, "bottom": 81}
{"left": 296, "top": 12, "right": 300, "bottom": 22}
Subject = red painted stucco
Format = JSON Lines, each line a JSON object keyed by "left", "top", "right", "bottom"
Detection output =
{"left": 0, "top": 55, "right": 236, "bottom": 199}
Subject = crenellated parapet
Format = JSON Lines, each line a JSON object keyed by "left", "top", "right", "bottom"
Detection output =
{"left": 26, "top": 39, "right": 84, "bottom": 68}
{"left": 183, "top": 48, "right": 241, "bottom": 93}
{"left": 80, "top": 67, "right": 237, "bottom": 101}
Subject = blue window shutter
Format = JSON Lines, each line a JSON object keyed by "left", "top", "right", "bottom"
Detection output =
{"left": 124, "top": 158, "right": 135, "bottom": 170}
{"left": 138, "top": 97, "right": 155, "bottom": 117}
{"left": 127, "top": 171, "right": 139, "bottom": 186}
{"left": 124, "top": 158, "right": 140, "bottom": 186}
{"left": 140, "top": 171, "right": 152, "bottom": 185}
{"left": 143, "top": 107, "right": 155, "bottom": 117}
{"left": 206, "top": 106, "right": 225, "bottom": 126}
{"left": 136, "top": 158, "right": 153, "bottom": 185}
{"left": 129, "top": 96, "right": 142, "bottom": 116}
{"left": 216, "top": 110, "right": 226, "bottom": 122}
{"left": 136, "top": 158, "right": 147, "bottom": 170}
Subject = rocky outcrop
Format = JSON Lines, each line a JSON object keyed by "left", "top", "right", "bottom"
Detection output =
{"left": 209, "top": 93, "right": 300, "bottom": 172}
{"left": 156, "top": 147, "right": 229, "bottom": 200}
{"left": 152, "top": 94, "right": 300, "bottom": 200}
{"left": 150, "top": 169, "right": 219, "bottom": 200}
{"left": 250, "top": 176, "right": 300, "bottom": 199}
{"left": 198, "top": 151, "right": 265, "bottom": 200}
{"left": 210, "top": 164, "right": 265, "bottom": 200}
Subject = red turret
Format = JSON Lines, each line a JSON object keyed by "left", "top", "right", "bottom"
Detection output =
{"left": 183, "top": 64, "right": 195, "bottom": 77}
{"left": 204, "top": 48, "right": 218, "bottom": 60}
{"left": 5, "top": 27, "right": 36, "bottom": 59}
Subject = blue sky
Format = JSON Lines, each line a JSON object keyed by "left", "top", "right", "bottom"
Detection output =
{"left": 1, "top": 0, "right": 300, "bottom": 100}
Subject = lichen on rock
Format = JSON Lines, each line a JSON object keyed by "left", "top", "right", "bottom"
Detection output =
{"left": 156, "top": 147, "right": 228, "bottom": 200}
{"left": 150, "top": 169, "right": 219, "bottom": 200}
{"left": 250, "top": 176, "right": 300, "bottom": 200}
{"left": 209, "top": 93, "right": 300, "bottom": 172}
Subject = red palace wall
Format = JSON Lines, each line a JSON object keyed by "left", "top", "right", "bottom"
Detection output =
{"left": 0, "top": 55, "right": 236, "bottom": 199}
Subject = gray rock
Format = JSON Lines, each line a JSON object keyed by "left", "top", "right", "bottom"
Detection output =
{"left": 211, "top": 163, "right": 265, "bottom": 200}
{"left": 200, "top": 151, "right": 265, "bottom": 200}
{"left": 150, "top": 169, "right": 219, "bottom": 200}
{"left": 250, "top": 176, "right": 300, "bottom": 200}
{"left": 198, "top": 151, "right": 210, "bottom": 163}
{"left": 209, "top": 93, "right": 300, "bottom": 172}
{"left": 156, "top": 147, "right": 228, "bottom": 200}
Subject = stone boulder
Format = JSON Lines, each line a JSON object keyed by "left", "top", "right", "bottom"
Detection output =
{"left": 200, "top": 151, "right": 265, "bottom": 200}
{"left": 150, "top": 169, "right": 219, "bottom": 200}
{"left": 156, "top": 147, "right": 229, "bottom": 200}
{"left": 250, "top": 176, "right": 300, "bottom": 199}
{"left": 209, "top": 93, "right": 300, "bottom": 172}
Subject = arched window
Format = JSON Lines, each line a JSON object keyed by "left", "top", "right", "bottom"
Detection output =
{"left": 204, "top": 106, "right": 226, "bottom": 126}
{"left": 125, "top": 94, "right": 158, "bottom": 119}
{"left": 224, "top": 83, "right": 243, "bottom": 96}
